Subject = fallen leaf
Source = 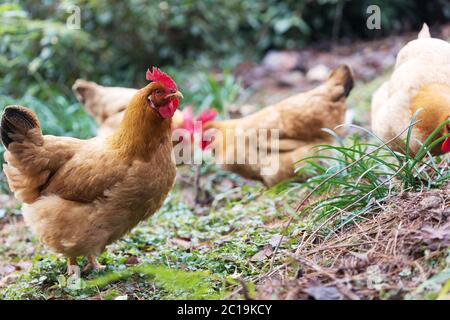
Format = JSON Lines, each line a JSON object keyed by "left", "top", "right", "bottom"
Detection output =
{"left": 268, "top": 234, "right": 285, "bottom": 248}
{"left": 250, "top": 245, "right": 273, "bottom": 262}
{"left": 171, "top": 237, "right": 191, "bottom": 250}
{"left": 304, "top": 286, "right": 344, "bottom": 300}
{"left": 124, "top": 255, "right": 139, "bottom": 265}
{"left": 349, "top": 251, "right": 369, "bottom": 262}
{"left": 0, "top": 264, "right": 15, "bottom": 276}
{"left": 419, "top": 196, "right": 442, "bottom": 210}
{"left": 421, "top": 223, "right": 450, "bottom": 245}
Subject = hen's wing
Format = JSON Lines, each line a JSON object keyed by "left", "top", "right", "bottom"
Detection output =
{"left": 1, "top": 106, "right": 127, "bottom": 204}
{"left": 40, "top": 138, "right": 128, "bottom": 203}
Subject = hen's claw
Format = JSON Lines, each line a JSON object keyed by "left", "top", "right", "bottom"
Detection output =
{"left": 67, "top": 258, "right": 81, "bottom": 278}
{"left": 83, "top": 256, "right": 106, "bottom": 272}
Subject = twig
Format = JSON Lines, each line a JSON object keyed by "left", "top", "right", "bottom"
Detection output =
{"left": 303, "top": 241, "right": 376, "bottom": 256}
{"left": 236, "top": 278, "right": 253, "bottom": 300}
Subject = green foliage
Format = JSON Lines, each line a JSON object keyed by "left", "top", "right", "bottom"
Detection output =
{"left": 183, "top": 70, "right": 241, "bottom": 114}
{"left": 0, "top": 3, "right": 101, "bottom": 98}
{"left": 87, "top": 265, "right": 221, "bottom": 300}
{"left": 0, "top": 92, "right": 95, "bottom": 169}
{"left": 3, "top": 0, "right": 449, "bottom": 98}
{"left": 294, "top": 119, "right": 450, "bottom": 233}
{"left": 0, "top": 94, "right": 95, "bottom": 139}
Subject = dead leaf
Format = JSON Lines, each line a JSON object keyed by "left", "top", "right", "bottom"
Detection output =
{"left": 171, "top": 237, "right": 192, "bottom": 250}
{"left": 250, "top": 245, "right": 273, "bottom": 262}
{"left": 0, "top": 264, "right": 15, "bottom": 276}
{"left": 124, "top": 255, "right": 139, "bottom": 265}
{"left": 304, "top": 286, "right": 344, "bottom": 300}
{"left": 421, "top": 223, "right": 450, "bottom": 245}
{"left": 268, "top": 234, "right": 285, "bottom": 248}
{"left": 419, "top": 196, "right": 442, "bottom": 210}
{"left": 349, "top": 251, "right": 369, "bottom": 262}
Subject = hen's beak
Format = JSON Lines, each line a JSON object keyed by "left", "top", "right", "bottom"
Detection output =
{"left": 166, "top": 91, "right": 184, "bottom": 100}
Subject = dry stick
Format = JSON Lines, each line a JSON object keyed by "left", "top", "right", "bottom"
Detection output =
{"left": 268, "top": 122, "right": 418, "bottom": 272}
{"left": 236, "top": 278, "right": 253, "bottom": 300}
{"left": 303, "top": 241, "right": 376, "bottom": 256}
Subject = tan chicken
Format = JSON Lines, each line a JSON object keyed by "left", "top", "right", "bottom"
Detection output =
{"left": 1, "top": 67, "right": 183, "bottom": 275}
{"left": 371, "top": 24, "right": 450, "bottom": 155}
{"left": 203, "top": 65, "right": 354, "bottom": 186}
{"left": 72, "top": 80, "right": 184, "bottom": 137}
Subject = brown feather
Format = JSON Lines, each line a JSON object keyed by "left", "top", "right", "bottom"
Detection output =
{"left": 2, "top": 82, "right": 177, "bottom": 261}
{"left": 205, "top": 65, "right": 353, "bottom": 186}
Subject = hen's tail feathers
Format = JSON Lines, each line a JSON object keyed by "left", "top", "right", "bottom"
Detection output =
{"left": 72, "top": 79, "right": 97, "bottom": 104}
{"left": 327, "top": 64, "right": 354, "bottom": 98}
{"left": 1, "top": 106, "right": 41, "bottom": 149}
{"left": 418, "top": 23, "right": 431, "bottom": 39}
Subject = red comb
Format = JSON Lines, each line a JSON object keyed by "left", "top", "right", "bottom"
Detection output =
{"left": 197, "top": 109, "right": 217, "bottom": 124}
{"left": 146, "top": 67, "right": 177, "bottom": 91}
{"left": 442, "top": 137, "right": 450, "bottom": 153}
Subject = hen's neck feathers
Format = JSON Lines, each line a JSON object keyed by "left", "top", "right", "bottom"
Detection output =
{"left": 411, "top": 83, "right": 450, "bottom": 136}
{"left": 110, "top": 91, "right": 171, "bottom": 160}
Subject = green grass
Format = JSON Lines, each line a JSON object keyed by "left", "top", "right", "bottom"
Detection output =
{"left": 289, "top": 116, "right": 450, "bottom": 238}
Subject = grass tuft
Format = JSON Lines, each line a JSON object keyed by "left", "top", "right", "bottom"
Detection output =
{"left": 293, "top": 117, "right": 450, "bottom": 237}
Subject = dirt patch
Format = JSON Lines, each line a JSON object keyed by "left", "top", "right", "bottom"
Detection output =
{"left": 256, "top": 186, "right": 450, "bottom": 300}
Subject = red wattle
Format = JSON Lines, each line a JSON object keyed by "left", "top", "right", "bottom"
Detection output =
{"left": 442, "top": 137, "right": 450, "bottom": 153}
{"left": 158, "top": 100, "right": 179, "bottom": 119}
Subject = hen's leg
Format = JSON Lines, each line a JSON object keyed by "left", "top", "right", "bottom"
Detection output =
{"left": 67, "top": 257, "right": 80, "bottom": 277}
{"left": 83, "top": 255, "right": 106, "bottom": 272}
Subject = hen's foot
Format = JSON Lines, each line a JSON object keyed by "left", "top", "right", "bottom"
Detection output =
{"left": 67, "top": 258, "right": 80, "bottom": 277}
{"left": 83, "top": 256, "right": 106, "bottom": 272}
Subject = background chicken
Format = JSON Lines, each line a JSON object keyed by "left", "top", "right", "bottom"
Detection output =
{"left": 203, "top": 65, "right": 354, "bottom": 186}
{"left": 371, "top": 24, "right": 450, "bottom": 155}
{"left": 1, "top": 68, "right": 183, "bottom": 275}
{"left": 73, "top": 80, "right": 184, "bottom": 137}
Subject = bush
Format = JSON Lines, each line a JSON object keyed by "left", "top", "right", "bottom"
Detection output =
{"left": 15, "top": 0, "right": 450, "bottom": 73}
{"left": 3, "top": 0, "right": 450, "bottom": 100}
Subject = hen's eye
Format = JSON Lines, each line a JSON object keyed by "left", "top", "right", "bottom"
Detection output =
{"left": 154, "top": 89, "right": 161, "bottom": 94}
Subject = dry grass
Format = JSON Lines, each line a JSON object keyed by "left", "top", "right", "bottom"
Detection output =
{"left": 255, "top": 185, "right": 450, "bottom": 300}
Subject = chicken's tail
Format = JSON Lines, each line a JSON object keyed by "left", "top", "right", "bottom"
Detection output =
{"left": 326, "top": 64, "right": 354, "bottom": 98}
{"left": 1, "top": 105, "right": 41, "bottom": 149}
{"left": 72, "top": 79, "right": 99, "bottom": 105}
